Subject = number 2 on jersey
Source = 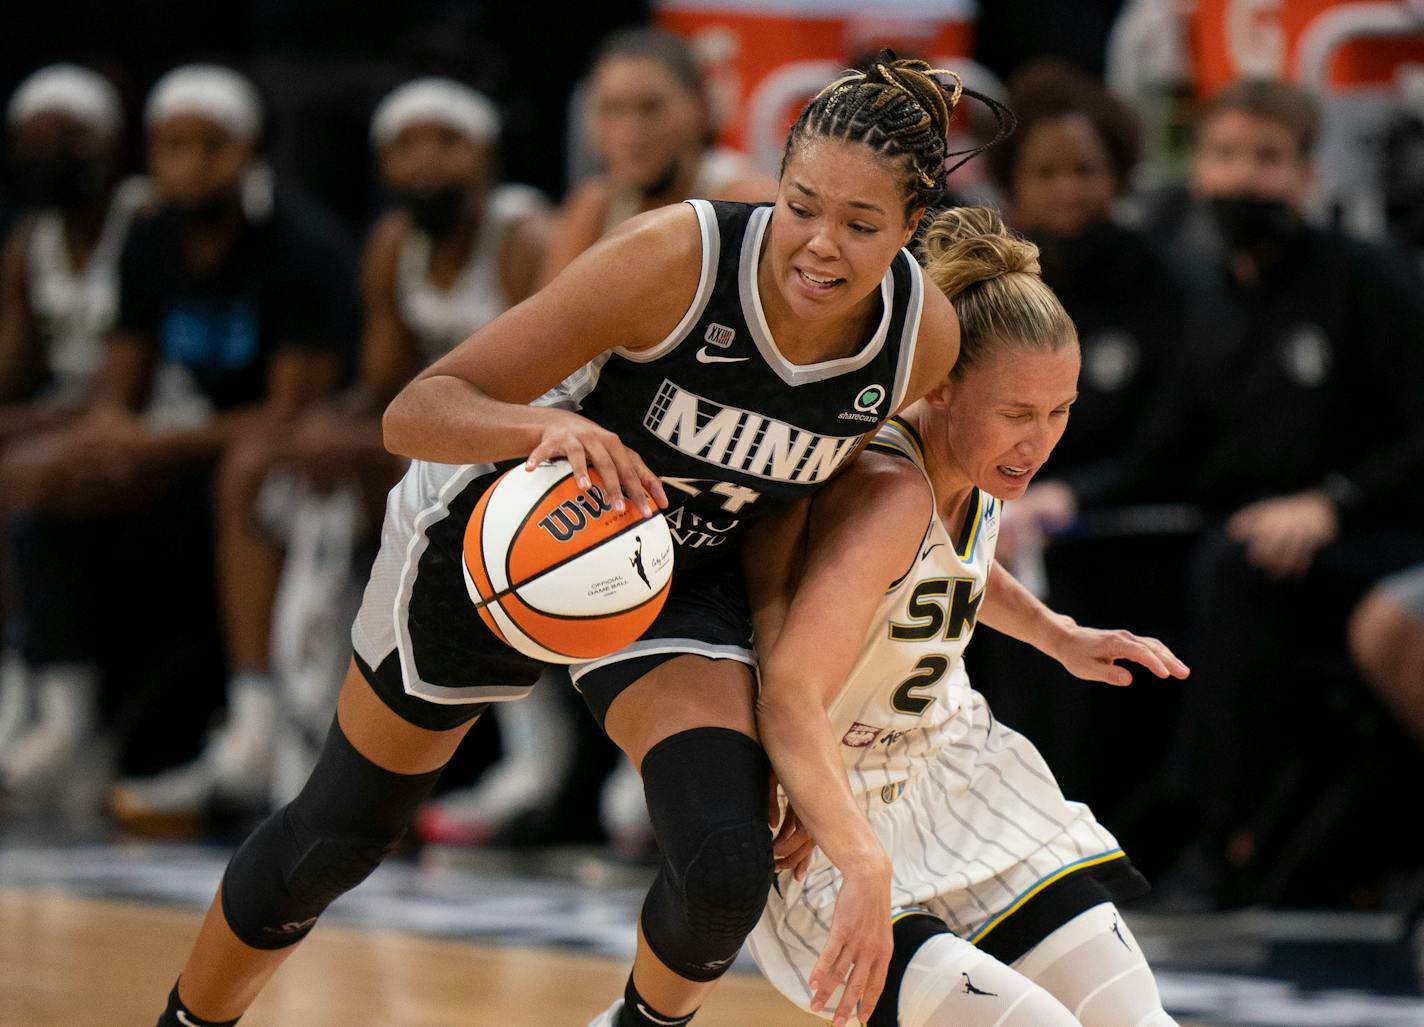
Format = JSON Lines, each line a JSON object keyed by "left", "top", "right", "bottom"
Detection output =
{"left": 890, "top": 654, "right": 948, "bottom": 716}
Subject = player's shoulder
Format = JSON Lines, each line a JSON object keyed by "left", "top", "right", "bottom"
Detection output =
{"left": 819, "top": 448, "right": 934, "bottom": 545}
{"left": 529, "top": 201, "right": 704, "bottom": 355}
{"left": 899, "top": 267, "right": 959, "bottom": 400}
{"left": 589, "top": 202, "right": 705, "bottom": 290}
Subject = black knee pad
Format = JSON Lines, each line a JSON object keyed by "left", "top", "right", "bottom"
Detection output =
{"left": 221, "top": 716, "right": 443, "bottom": 949}
{"left": 639, "top": 727, "right": 772, "bottom": 981}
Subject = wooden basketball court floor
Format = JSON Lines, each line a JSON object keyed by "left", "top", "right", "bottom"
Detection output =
{"left": 1, "top": 889, "right": 817, "bottom": 1026}
{"left": 3, "top": 836, "right": 1423, "bottom": 1026}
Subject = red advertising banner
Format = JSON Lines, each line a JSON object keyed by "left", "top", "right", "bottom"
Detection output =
{"left": 1191, "top": 0, "right": 1424, "bottom": 95}
{"left": 655, "top": 1, "right": 975, "bottom": 172}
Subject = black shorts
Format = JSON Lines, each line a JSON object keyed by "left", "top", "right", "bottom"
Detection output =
{"left": 351, "top": 459, "right": 756, "bottom": 732}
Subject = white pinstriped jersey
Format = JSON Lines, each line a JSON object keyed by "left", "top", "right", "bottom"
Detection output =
{"left": 749, "top": 415, "right": 1130, "bottom": 1023}
{"left": 829, "top": 416, "right": 999, "bottom": 802}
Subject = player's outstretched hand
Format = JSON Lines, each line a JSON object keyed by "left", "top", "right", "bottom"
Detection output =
{"left": 809, "top": 858, "right": 892, "bottom": 1027}
{"left": 525, "top": 410, "right": 668, "bottom": 517}
{"left": 1047, "top": 619, "right": 1190, "bottom": 687}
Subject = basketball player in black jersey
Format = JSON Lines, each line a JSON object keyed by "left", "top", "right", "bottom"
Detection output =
{"left": 154, "top": 56, "right": 1011, "bottom": 1027}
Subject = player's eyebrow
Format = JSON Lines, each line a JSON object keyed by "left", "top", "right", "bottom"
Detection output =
{"left": 790, "top": 180, "right": 886, "bottom": 215}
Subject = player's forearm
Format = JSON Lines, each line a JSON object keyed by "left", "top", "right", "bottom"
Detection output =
{"left": 382, "top": 374, "right": 564, "bottom": 465}
{"left": 979, "top": 560, "right": 1075, "bottom": 655}
{"left": 756, "top": 684, "right": 889, "bottom": 878}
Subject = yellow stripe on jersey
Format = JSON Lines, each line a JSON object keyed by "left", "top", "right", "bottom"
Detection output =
{"left": 967, "top": 850, "right": 1127, "bottom": 947}
{"left": 956, "top": 488, "right": 984, "bottom": 562}
{"left": 874, "top": 416, "right": 926, "bottom": 466}
{"left": 865, "top": 440, "right": 910, "bottom": 460}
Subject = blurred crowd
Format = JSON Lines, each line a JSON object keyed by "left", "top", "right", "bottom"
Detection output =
{"left": 1, "top": 6, "right": 1422, "bottom": 921}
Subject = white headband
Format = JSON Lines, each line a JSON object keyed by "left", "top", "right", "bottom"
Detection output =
{"left": 370, "top": 78, "right": 499, "bottom": 148}
{"left": 145, "top": 64, "right": 262, "bottom": 141}
{"left": 7, "top": 64, "right": 122, "bottom": 136}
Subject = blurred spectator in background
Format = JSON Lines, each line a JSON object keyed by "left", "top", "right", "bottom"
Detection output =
{"left": 0, "top": 64, "right": 355, "bottom": 807}
{"left": 1025, "top": 79, "right": 1424, "bottom": 906}
{"left": 0, "top": 65, "right": 150, "bottom": 769}
{"left": 990, "top": 61, "right": 1184, "bottom": 479}
{"left": 0, "top": 65, "right": 149, "bottom": 441}
{"left": 111, "top": 78, "right": 553, "bottom": 826}
{"left": 539, "top": 27, "right": 774, "bottom": 284}
{"left": 975, "top": 61, "right": 1196, "bottom": 860}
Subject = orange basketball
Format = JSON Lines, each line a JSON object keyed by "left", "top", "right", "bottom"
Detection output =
{"left": 462, "top": 460, "right": 674, "bottom": 663}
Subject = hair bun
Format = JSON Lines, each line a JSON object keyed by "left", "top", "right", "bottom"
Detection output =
{"left": 919, "top": 207, "right": 1040, "bottom": 299}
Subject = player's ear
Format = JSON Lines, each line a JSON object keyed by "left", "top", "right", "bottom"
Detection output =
{"left": 901, "top": 207, "right": 925, "bottom": 247}
{"left": 922, "top": 376, "right": 953, "bottom": 412}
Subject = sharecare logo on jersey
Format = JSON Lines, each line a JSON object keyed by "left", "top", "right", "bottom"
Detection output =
{"left": 536, "top": 485, "right": 615, "bottom": 542}
{"left": 855, "top": 384, "right": 886, "bottom": 412}
{"left": 644, "top": 379, "right": 859, "bottom": 483}
{"left": 839, "top": 382, "right": 886, "bottom": 422}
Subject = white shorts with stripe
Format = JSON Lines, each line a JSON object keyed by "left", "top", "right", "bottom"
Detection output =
{"left": 748, "top": 690, "right": 1141, "bottom": 1019}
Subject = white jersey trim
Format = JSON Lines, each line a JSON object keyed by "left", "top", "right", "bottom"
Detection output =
{"left": 615, "top": 198, "right": 721, "bottom": 364}
{"left": 738, "top": 204, "right": 899, "bottom": 386}
{"left": 889, "top": 259, "right": 925, "bottom": 412}
{"left": 568, "top": 637, "right": 755, "bottom": 684}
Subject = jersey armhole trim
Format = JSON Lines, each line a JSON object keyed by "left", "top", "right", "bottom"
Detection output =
{"left": 889, "top": 253, "right": 926, "bottom": 412}
{"left": 615, "top": 198, "right": 720, "bottom": 363}
{"left": 885, "top": 514, "right": 935, "bottom": 594}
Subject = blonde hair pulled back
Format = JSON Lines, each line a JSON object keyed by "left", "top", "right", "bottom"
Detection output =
{"left": 920, "top": 207, "right": 1076, "bottom": 376}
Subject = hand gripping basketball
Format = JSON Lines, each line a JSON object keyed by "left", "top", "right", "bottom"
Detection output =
{"left": 524, "top": 411, "right": 668, "bottom": 517}
{"left": 463, "top": 459, "right": 675, "bottom": 663}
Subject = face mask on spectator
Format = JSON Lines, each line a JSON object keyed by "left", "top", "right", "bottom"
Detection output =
{"left": 10, "top": 149, "right": 107, "bottom": 209}
{"left": 1207, "top": 195, "right": 1300, "bottom": 252}
{"left": 171, "top": 191, "right": 240, "bottom": 231}
{"left": 394, "top": 186, "right": 465, "bottom": 236}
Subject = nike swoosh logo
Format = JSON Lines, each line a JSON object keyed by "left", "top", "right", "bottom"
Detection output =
{"left": 922, "top": 542, "right": 943, "bottom": 560}
{"left": 175, "top": 1012, "right": 202, "bottom": 1027}
{"left": 696, "top": 347, "right": 749, "bottom": 363}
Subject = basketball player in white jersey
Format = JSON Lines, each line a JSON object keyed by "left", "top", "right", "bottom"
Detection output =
{"left": 540, "top": 27, "right": 775, "bottom": 285}
{"left": 745, "top": 208, "right": 1186, "bottom": 1027}
{"left": 112, "top": 78, "right": 552, "bottom": 823}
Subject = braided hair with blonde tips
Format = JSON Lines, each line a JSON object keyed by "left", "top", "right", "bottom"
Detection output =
{"left": 782, "top": 52, "right": 1016, "bottom": 217}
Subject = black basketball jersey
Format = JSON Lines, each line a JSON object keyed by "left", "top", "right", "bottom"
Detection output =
{"left": 559, "top": 199, "right": 926, "bottom": 571}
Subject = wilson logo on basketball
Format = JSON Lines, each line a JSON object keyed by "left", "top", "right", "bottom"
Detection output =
{"left": 535, "top": 486, "right": 616, "bottom": 542}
